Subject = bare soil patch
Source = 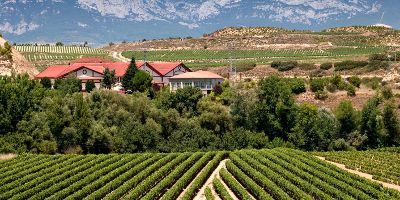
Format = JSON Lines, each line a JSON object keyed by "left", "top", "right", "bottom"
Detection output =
{"left": 0, "top": 154, "right": 17, "bottom": 160}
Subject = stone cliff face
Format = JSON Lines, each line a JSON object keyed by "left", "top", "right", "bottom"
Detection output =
{"left": 0, "top": 37, "right": 38, "bottom": 78}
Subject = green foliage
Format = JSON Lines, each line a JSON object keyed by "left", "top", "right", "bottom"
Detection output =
{"left": 213, "top": 84, "right": 223, "bottom": 95}
{"left": 346, "top": 84, "right": 356, "bottom": 96}
{"left": 122, "top": 57, "right": 138, "bottom": 90}
{"left": 102, "top": 68, "right": 115, "bottom": 89}
{"left": 314, "top": 90, "right": 328, "bottom": 100}
{"left": 367, "top": 61, "right": 389, "bottom": 71}
{"left": 132, "top": 70, "right": 152, "bottom": 92}
{"left": 55, "top": 42, "right": 64, "bottom": 46}
{"left": 285, "top": 78, "right": 306, "bottom": 94}
{"left": 362, "top": 77, "right": 382, "bottom": 90}
{"left": 334, "top": 60, "right": 368, "bottom": 71}
{"left": 85, "top": 80, "right": 95, "bottom": 93}
{"left": 320, "top": 62, "right": 333, "bottom": 70}
{"left": 381, "top": 86, "right": 393, "bottom": 100}
{"left": 348, "top": 76, "right": 361, "bottom": 87}
{"left": 167, "top": 87, "right": 203, "bottom": 115}
{"left": 369, "top": 53, "right": 387, "bottom": 61}
{"left": 310, "top": 78, "right": 328, "bottom": 92}
{"left": 271, "top": 61, "right": 298, "bottom": 71}
{"left": 236, "top": 62, "right": 256, "bottom": 72}
{"left": 382, "top": 102, "right": 400, "bottom": 146}
{"left": 335, "top": 100, "right": 359, "bottom": 139}
{"left": 298, "top": 63, "right": 317, "bottom": 70}
{"left": 213, "top": 178, "right": 233, "bottom": 200}
{"left": 250, "top": 76, "right": 297, "bottom": 139}
{"left": 0, "top": 42, "right": 13, "bottom": 60}
{"left": 360, "top": 98, "right": 385, "bottom": 149}
{"left": 40, "top": 77, "right": 52, "bottom": 89}
{"left": 205, "top": 187, "right": 215, "bottom": 200}
{"left": 54, "top": 77, "right": 82, "bottom": 94}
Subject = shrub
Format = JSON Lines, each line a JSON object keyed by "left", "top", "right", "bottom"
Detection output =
{"left": 346, "top": 84, "right": 356, "bottom": 96}
{"left": 381, "top": 86, "right": 393, "bottom": 100}
{"left": 369, "top": 53, "right": 387, "bottom": 61}
{"left": 286, "top": 78, "right": 306, "bottom": 94}
{"left": 298, "top": 63, "right": 316, "bottom": 70}
{"left": 315, "top": 90, "right": 328, "bottom": 100}
{"left": 326, "top": 84, "right": 337, "bottom": 93}
{"left": 236, "top": 62, "right": 256, "bottom": 72}
{"left": 334, "top": 60, "right": 368, "bottom": 71}
{"left": 271, "top": 61, "right": 298, "bottom": 71}
{"left": 348, "top": 76, "right": 361, "bottom": 87}
{"left": 320, "top": 62, "right": 333, "bottom": 70}
{"left": 86, "top": 80, "right": 95, "bottom": 93}
{"left": 366, "top": 61, "right": 389, "bottom": 71}
{"left": 362, "top": 77, "right": 382, "bottom": 90}
{"left": 310, "top": 78, "right": 327, "bottom": 92}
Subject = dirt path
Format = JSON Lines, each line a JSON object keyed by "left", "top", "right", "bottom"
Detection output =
{"left": 193, "top": 159, "right": 238, "bottom": 200}
{"left": 0, "top": 154, "right": 16, "bottom": 160}
{"left": 111, "top": 52, "right": 130, "bottom": 62}
{"left": 316, "top": 156, "right": 400, "bottom": 192}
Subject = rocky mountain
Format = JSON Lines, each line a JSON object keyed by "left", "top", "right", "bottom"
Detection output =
{"left": 0, "top": 37, "right": 38, "bottom": 78}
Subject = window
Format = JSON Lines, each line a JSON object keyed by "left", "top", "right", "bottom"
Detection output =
{"left": 82, "top": 69, "right": 87, "bottom": 75}
{"left": 183, "top": 82, "right": 192, "bottom": 87}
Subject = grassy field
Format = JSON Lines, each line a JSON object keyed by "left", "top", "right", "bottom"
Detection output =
{"left": 0, "top": 148, "right": 399, "bottom": 200}
{"left": 121, "top": 47, "right": 388, "bottom": 68}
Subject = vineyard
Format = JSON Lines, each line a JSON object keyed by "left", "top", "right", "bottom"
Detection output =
{"left": 13, "top": 45, "right": 110, "bottom": 71}
{"left": 317, "top": 148, "right": 400, "bottom": 186}
{"left": 122, "top": 47, "right": 387, "bottom": 68}
{"left": 0, "top": 148, "right": 399, "bottom": 200}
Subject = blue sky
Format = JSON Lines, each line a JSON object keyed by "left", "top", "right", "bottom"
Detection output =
{"left": 0, "top": 0, "right": 398, "bottom": 46}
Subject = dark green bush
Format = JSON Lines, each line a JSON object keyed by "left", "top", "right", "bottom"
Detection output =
{"left": 366, "top": 61, "right": 389, "bottom": 71}
{"left": 326, "top": 84, "right": 337, "bottom": 93}
{"left": 348, "top": 76, "right": 361, "bottom": 87}
{"left": 369, "top": 53, "right": 388, "bottom": 61}
{"left": 320, "top": 62, "right": 333, "bottom": 70}
{"left": 315, "top": 90, "right": 328, "bottom": 100}
{"left": 286, "top": 78, "right": 306, "bottom": 94}
{"left": 362, "top": 77, "right": 382, "bottom": 90}
{"left": 346, "top": 84, "right": 356, "bottom": 96}
{"left": 236, "top": 62, "right": 256, "bottom": 72}
{"left": 381, "top": 86, "right": 393, "bottom": 100}
{"left": 334, "top": 60, "right": 368, "bottom": 71}
{"left": 310, "top": 78, "right": 328, "bottom": 92}
{"left": 298, "top": 63, "right": 317, "bottom": 70}
{"left": 271, "top": 61, "right": 298, "bottom": 71}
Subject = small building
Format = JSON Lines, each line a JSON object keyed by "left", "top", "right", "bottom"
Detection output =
{"left": 169, "top": 71, "right": 224, "bottom": 95}
{"left": 35, "top": 57, "right": 190, "bottom": 91}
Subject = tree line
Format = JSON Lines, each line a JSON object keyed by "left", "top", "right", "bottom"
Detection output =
{"left": 0, "top": 72, "right": 399, "bottom": 154}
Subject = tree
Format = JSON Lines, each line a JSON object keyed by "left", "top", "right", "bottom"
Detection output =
{"left": 171, "top": 87, "right": 203, "bottom": 115}
{"left": 335, "top": 100, "right": 359, "bottom": 139}
{"left": 360, "top": 97, "right": 385, "bottom": 149}
{"left": 85, "top": 80, "right": 95, "bottom": 93}
{"left": 54, "top": 77, "right": 82, "bottom": 93}
{"left": 55, "top": 42, "right": 63, "bottom": 46}
{"left": 102, "top": 68, "right": 115, "bottom": 89}
{"left": 84, "top": 41, "right": 88, "bottom": 47}
{"left": 40, "top": 77, "right": 52, "bottom": 89}
{"left": 382, "top": 102, "right": 400, "bottom": 146}
{"left": 122, "top": 57, "right": 138, "bottom": 90}
{"left": 132, "top": 70, "right": 152, "bottom": 92}
{"left": 251, "top": 75, "right": 297, "bottom": 140}
{"left": 213, "top": 84, "right": 223, "bottom": 95}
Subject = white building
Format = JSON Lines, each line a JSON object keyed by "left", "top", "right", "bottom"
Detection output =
{"left": 169, "top": 71, "right": 225, "bottom": 95}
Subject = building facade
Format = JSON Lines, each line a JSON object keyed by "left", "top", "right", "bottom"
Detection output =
{"left": 169, "top": 71, "right": 225, "bottom": 95}
{"left": 35, "top": 58, "right": 190, "bottom": 91}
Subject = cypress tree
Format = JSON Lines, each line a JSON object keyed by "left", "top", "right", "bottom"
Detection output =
{"left": 122, "top": 57, "right": 137, "bottom": 90}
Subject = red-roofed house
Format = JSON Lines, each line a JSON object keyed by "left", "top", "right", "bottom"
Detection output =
{"left": 35, "top": 58, "right": 190, "bottom": 91}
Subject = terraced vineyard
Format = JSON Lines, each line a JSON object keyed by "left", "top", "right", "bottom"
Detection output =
{"left": 122, "top": 47, "right": 387, "bottom": 68}
{"left": 0, "top": 149, "right": 399, "bottom": 200}
{"left": 13, "top": 45, "right": 110, "bottom": 71}
{"left": 317, "top": 148, "right": 400, "bottom": 186}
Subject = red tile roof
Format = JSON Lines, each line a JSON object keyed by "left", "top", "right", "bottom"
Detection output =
{"left": 69, "top": 57, "right": 113, "bottom": 64}
{"left": 36, "top": 57, "right": 187, "bottom": 80}
{"left": 169, "top": 71, "right": 224, "bottom": 79}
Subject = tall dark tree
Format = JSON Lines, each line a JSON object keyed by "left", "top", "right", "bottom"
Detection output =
{"left": 102, "top": 68, "right": 115, "bottom": 89}
{"left": 360, "top": 97, "right": 385, "bottom": 149}
{"left": 335, "top": 100, "right": 359, "bottom": 139}
{"left": 382, "top": 102, "right": 400, "bottom": 146}
{"left": 85, "top": 80, "right": 95, "bottom": 93}
{"left": 122, "top": 57, "right": 138, "bottom": 90}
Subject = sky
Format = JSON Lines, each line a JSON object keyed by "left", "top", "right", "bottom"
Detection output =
{"left": 0, "top": 0, "right": 398, "bottom": 46}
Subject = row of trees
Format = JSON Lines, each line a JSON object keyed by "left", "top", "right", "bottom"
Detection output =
{"left": 0, "top": 73, "right": 399, "bottom": 154}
